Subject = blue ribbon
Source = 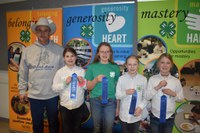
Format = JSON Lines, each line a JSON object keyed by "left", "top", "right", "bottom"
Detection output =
{"left": 70, "top": 73, "right": 78, "bottom": 99}
{"left": 160, "top": 95, "right": 167, "bottom": 123}
{"left": 129, "top": 91, "right": 137, "bottom": 115}
{"left": 102, "top": 77, "right": 108, "bottom": 104}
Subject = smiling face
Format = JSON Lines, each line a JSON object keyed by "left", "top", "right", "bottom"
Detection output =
{"left": 157, "top": 56, "right": 173, "bottom": 76}
{"left": 98, "top": 45, "right": 111, "bottom": 64}
{"left": 64, "top": 51, "right": 77, "bottom": 68}
{"left": 125, "top": 57, "right": 139, "bottom": 76}
{"left": 35, "top": 26, "right": 51, "bottom": 45}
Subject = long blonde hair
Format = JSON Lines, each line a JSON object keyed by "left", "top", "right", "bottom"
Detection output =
{"left": 157, "top": 53, "right": 174, "bottom": 70}
{"left": 92, "top": 42, "right": 115, "bottom": 64}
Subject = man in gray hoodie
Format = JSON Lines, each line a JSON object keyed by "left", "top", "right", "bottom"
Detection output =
{"left": 18, "top": 17, "right": 64, "bottom": 133}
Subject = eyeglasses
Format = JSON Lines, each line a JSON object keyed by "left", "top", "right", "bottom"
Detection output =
{"left": 99, "top": 51, "right": 110, "bottom": 54}
{"left": 36, "top": 29, "right": 50, "bottom": 34}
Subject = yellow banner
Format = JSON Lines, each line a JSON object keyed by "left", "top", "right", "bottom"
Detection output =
{"left": 7, "top": 8, "right": 62, "bottom": 133}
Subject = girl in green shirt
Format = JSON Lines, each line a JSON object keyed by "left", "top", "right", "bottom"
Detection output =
{"left": 85, "top": 42, "right": 120, "bottom": 133}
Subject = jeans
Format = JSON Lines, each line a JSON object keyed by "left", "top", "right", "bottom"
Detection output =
{"left": 90, "top": 97, "right": 116, "bottom": 133}
{"left": 150, "top": 113, "right": 174, "bottom": 133}
{"left": 29, "top": 96, "right": 59, "bottom": 133}
{"left": 60, "top": 104, "right": 84, "bottom": 133}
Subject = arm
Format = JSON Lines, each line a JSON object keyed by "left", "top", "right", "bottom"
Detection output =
{"left": 162, "top": 80, "right": 184, "bottom": 101}
{"left": 115, "top": 78, "right": 127, "bottom": 100}
{"left": 145, "top": 77, "right": 167, "bottom": 100}
{"left": 135, "top": 78, "right": 149, "bottom": 116}
{"left": 174, "top": 80, "right": 184, "bottom": 102}
{"left": 86, "top": 75, "right": 104, "bottom": 90}
{"left": 18, "top": 50, "right": 28, "bottom": 103}
{"left": 52, "top": 70, "right": 68, "bottom": 92}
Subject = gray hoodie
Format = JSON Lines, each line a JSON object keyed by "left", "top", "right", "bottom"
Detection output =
{"left": 18, "top": 40, "right": 64, "bottom": 100}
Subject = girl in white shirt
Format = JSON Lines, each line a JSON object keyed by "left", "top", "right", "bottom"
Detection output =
{"left": 145, "top": 53, "right": 184, "bottom": 133}
{"left": 52, "top": 47, "right": 86, "bottom": 133}
{"left": 116, "top": 55, "right": 148, "bottom": 133}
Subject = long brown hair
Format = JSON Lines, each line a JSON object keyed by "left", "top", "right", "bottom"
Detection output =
{"left": 92, "top": 42, "right": 115, "bottom": 64}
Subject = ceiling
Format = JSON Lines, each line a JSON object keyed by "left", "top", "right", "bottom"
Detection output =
{"left": 0, "top": 0, "right": 26, "bottom": 4}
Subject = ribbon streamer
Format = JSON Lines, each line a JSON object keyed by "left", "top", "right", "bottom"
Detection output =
{"left": 70, "top": 73, "right": 78, "bottom": 99}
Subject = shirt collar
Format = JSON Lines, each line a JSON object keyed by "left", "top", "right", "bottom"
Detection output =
{"left": 158, "top": 73, "right": 172, "bottom": 80}
{"left": 125, "top": 72, "right": 138, "bottom": 79}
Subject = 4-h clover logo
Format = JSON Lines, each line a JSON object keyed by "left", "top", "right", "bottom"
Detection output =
{"left": 159, "top": 21, "right": 176, "bottom": 38}
{"left": 20, "top": 29, "right": 30, "bottom": 43}
{"left": 81, "top": 24, "right": 94, "bottom": 38}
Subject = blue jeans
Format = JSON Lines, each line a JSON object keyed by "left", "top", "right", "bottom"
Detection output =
{"left": 29, "top": 97, "right": 59, "bottom": 133}
{"left": 90, "top": 97, "right": 116, "bottom": 133}
{"left": 150, "top": 113, "right": 174, "bottom": 133}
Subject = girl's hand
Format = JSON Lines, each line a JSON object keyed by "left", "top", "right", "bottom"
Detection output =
{"left": 78, "top": 76, "right": 86, "bottom": 87}
{"left": 66, "top": 76, "right": 71, "bottom": 85}
{"left": 78, "top": 76, "right": 84, "bottom": 83}
{"left": 126, "top": 88, "right": 135, "bottom": 95}
{"left": 134, "top": 107, "right": 142, "bottom": 116}
{"left": 95, "top": 75, "right": 105, "bottom": 82}
{"left": 155, "top": 80, "right": 167, "bottom": 91}
{"left": 162, "top": 88, "right": 176, "bottom": 97}
{"left": 159, "top": 80, "right": 167, "bottom": 87}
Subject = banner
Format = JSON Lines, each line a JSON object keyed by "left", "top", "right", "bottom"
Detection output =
{"left": 137, "top": 0, "right": 200, "bottom": 132}
{"left": 7, "top": 8, "right": 62, "bottom": 133}
{"left": 62, "top": 2, "right": 135, "bottom": 68}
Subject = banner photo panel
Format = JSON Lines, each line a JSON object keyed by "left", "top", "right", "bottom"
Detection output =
{"left": 63, "top": 2, "right": 135, "bottom": 68}
{"left": 137, "top": 0, "right": 200, "bottom": 133}
{"left": 7, "top": 8, "right": 62, "bottom": 133}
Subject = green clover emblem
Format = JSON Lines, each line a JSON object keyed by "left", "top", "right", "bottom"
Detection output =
{"left": 81, "top": 24, "right": 94, "bottom": 38}
{"left": 20, "top": 29, "right": 30, "bottom": 43}
{"left": 159, "top": 21, "right": 176, "bottom": 38}
{"left": 136, "top": 85, "right": 141, "bottom": 92}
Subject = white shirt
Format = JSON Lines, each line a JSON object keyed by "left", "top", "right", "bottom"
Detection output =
{"left": 116, "top": 73, "right": 148, "bottom": 123}
{"left": 52, "top": 65, "right": 86, "bottom": 110}
{"left": 145, "top": 73, "right": 184, "bottom": 119}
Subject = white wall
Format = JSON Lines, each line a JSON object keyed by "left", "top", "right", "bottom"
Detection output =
{"left": 0, "top": 70, "right": 9, "bottom": 119}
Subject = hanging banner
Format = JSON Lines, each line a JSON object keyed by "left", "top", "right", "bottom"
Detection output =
{"left": 62, "top": 2, "right": 135, "bottom": 68}
{"left": 7, "top": 8, "right": 62, "bottom": 133}
{"left": 137, "top": 0, "right": 200, "bottom": 133}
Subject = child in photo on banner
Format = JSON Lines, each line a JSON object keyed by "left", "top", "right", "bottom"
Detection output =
{"left": 85, "top": 42, "right": 120, "bottom": 133}
{"left": 145, "top": 53, "right": 184, "bottom": 133}
{"left": 115, "top": 55, "right": 149, "bottom": 133}
{"left": 52, "top": 47, "right": 87, "bottom": 133}
{"left": 190, "top": 104, "right": 200, "bottom": 133}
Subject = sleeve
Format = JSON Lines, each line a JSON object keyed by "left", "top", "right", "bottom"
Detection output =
{"left": 174, "top": 80, "right": 184, "bottom": 102}
{"left": 85, "top": 65, "right": 94, "bottom": 81}
{"left": 18, "top": 49, "right": 29, "bottom": 95}
{"left": 138, "top": 77, "right": 149, "bottom": 110}
{"left": 145, "top": 77, "right": 158, "bottom": 101}
{"left": 52, "top": 70, "right": 66, "bottom": 92}
{"left": 59, "top": 48, "right": 65, "bottom": 68}
{"left": 115, "top": 77, "right": 126, "bottom": 100}
{"left": 115, "top": 65, "right": 121, "bottom": 83}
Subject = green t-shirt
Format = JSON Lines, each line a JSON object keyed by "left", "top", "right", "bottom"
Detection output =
{"left": 85, "top": 62, "right": 120, "bottom": 99}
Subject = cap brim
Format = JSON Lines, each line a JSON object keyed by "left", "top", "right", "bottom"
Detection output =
{"left": 31, "top": 23, "right": 56, "bottom": 35}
